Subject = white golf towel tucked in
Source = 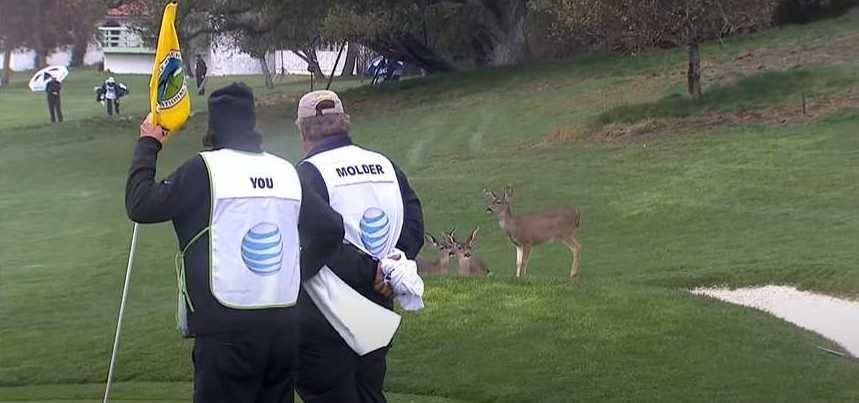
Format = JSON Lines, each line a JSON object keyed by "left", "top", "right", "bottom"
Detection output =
{"left": 380, "top": 249, "right": 425, "bottom": 311}
{"left": 304, "top": 267, "right": 402, "bottom": 356}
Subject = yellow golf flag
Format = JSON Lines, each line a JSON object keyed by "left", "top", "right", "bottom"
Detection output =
{"left": 149, "top": 1, "right": 190, "bottom": 133}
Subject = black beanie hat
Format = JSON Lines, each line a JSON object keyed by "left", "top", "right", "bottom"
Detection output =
{"left": 204, "top": 82, "right": 261, "bottom": 150}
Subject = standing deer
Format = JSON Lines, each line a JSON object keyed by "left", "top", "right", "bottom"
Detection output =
{"left": 445, "top": 227, "right": 492, "bottom": 277}
{"left": 484, "top": 185, "right": 582, "bottom": 279}
{"left": 416, "top": 232, "right": 454, "bottom": 276}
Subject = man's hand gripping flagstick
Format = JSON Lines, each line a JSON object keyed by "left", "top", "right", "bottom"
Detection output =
{"left": 103, "top": 2, "right": 189, "bottom": 402}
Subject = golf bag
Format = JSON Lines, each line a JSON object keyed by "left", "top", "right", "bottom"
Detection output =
{"left": 367, "top": 56, "right": 405, "bottom": 86}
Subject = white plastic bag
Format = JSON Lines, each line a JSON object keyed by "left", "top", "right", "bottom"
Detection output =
{"left": 380, "top": 249, "right": 425, "bottom": 311}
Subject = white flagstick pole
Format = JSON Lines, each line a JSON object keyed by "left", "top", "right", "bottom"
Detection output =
{"left": 103, "top": 222, "right": 140, "bottom": 403}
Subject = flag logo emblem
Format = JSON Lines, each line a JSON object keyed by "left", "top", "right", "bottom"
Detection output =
{"left": 241, "top": 223, "right": 283, "bottom": 274}
{"left": 156, "top": 51, "right": 187, "bottom": 112}
{"left": 360, "top": 208, "right": 390, "bottom": 258}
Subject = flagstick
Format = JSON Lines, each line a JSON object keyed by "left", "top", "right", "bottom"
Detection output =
{"left": 103, "top": 223, "right": 140, "bottom": 403}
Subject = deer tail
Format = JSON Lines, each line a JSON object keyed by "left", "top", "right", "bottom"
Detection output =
{"left": 576, "top": 208, "right": 582, "bottom": 229}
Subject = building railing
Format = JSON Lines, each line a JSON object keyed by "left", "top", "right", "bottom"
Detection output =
{"left": 98, "top": 26, "right": 149, "bottom": 50}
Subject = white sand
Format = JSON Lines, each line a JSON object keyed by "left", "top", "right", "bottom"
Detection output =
{"left": 691, "top": 285, "right": 859, "bottom": 357}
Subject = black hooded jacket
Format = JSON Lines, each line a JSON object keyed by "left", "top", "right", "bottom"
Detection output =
{"left": 125, "top": 87, "right": 344, "bottom": 336}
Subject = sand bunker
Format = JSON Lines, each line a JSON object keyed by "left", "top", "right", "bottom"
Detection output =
{"left": 692, "top": 285, "right": 859, "bottom": 357}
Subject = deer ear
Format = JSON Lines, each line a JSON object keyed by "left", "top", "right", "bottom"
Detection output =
{"left": 425, "top": 233, "right": 438, "bottom": 246}
{"left": 504, "top": 185, "right": 513, "bottom": 201}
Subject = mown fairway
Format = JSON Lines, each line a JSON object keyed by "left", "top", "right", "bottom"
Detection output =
{"left": 2, "top": 14, "right": 859, "bottom": 403}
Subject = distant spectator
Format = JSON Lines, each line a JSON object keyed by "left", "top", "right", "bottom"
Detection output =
{"left": 96, "top": 77, "right": 130, "bottom": 117}
{"left": 45, "top": 74, "right": 63, "bottom": 123}
{"left": 195, "top": 55, "right": 208, "bottom": 95}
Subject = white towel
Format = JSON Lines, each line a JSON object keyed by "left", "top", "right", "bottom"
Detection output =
{"left": 303, "top": 267, "right": 402, "bottom": 356}
{"left": 380, "top": 249, "right": 425, "bottom": 311}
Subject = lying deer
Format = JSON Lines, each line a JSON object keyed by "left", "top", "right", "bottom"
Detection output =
{"left": 445, "top": 227, "right": 491, "bottom": 277}
{"left": 416, "top": 232, "right": 454, "bottom": 276}
{"left": 484, "top": 185, "right": 582, "bottom": 279}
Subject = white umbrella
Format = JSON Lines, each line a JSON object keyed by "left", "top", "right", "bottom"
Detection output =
{"left": 29, "top": 65, "right": 70, "bottom": 92}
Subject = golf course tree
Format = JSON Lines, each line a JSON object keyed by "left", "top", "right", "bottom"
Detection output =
{"left": 678, "top": 0, "right": 778, "bottom": 99}
{"left": 322, "top": 1, "right": 454, "bottom": 73}
{"left": 210, "top": 0, "right": 335, "bottom": 82}
{"left": 127, "top": 0, "right": 215, "bottom": 77}
{"left": 63, "top": 0, "right": 108, "bottom": 68}
{"left": 449, "top": 0, "right": 532, "bottom": 66}
{"left": 532, "top": 0, "right": 777, "bottom": 99}
{"left": 30, "top": 0, "right": 106, "bottom": 68}
{"left": 323, "top": 0, "right": 533, "bottom": 71}
{"left": 0, "top": 0, "right": 106, "bottom": 76}
{"left": 774, "top": 0, "right": 859, "bottom": 23}
{"left": 210, "top": 2, "right": 281, "bottom": 89}
{"left": 0, "top": 0, "right": 31, "bottom": 85}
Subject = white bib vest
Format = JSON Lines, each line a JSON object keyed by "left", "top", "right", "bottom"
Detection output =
{"left": 200, "top": 149, "right": 303, "bottom": 309}
{"left": 304, "top": 145, "right": 404, "bottom": 259}
{"left": 303, "top": 145, "right": 406, "bottom": 355}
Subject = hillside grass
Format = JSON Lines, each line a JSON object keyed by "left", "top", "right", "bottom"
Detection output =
{"left": 599, "top": 65, "right": 859, "bottom": 124}
{"left": 2, "top": 13, "right": 859, "bottom": 403}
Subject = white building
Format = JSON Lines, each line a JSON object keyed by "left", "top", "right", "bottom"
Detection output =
{"left": 1, "top": 2, "right": 356, "bottom": 77}
{"left": 97, "top": 3, "right": 154, "bottom": 75}
{"left": 0, "top": 44, "right": 102, "bottom": 72}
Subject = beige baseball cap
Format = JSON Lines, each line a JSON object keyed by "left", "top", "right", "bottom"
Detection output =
{"left": 297, "top": 90, "right": 345, "bottom": 120}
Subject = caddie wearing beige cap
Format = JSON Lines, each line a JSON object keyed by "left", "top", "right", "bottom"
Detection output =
{"left": 293, "top": 90, "right": 425, "bottom": 403}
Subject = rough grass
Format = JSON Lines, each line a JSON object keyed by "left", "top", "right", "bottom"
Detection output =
{"left": 599, "top": 65, "right": 859, "bottom": 125}
{"left": 3, "top": 13, "right": 859, "bottom": 403}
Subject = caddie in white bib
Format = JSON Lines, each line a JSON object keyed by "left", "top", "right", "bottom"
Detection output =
{"left": 293, "top": 90, "right": 426, "bottom": 403}
{"left": 200, "top": 149, "right": 302, "bottom": 309}
{"left": 125, "top": 83, "right": 346, "bottom": 403}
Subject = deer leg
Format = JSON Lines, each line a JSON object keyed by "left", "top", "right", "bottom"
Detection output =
{"left": 567, "top": 238, "right": 583, "bottom": 279}
{"left": 521, "top": 246, "right": 532, "bottom": 277}
{"left": 515, "top": 246, "right": 523, "bottom": 278}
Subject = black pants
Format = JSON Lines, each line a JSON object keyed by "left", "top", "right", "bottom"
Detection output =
{"left": 47, "top": 95, "right": 62, "bottom": 123}
{"left": 196, "top": 75, "right": 206, "bottom": 95}
{"left": 297, "top": 308, "right": 389, "bottom": 403}
{"left": 193, "top": 327, "right": 298, "bottom": 403}
{"left": 107, "top": 99, "right": 120, "bottom": 116}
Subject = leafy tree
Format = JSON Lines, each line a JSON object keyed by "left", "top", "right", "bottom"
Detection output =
{"left": 210, "top": 0, "right": 337, "bottom": 82}
{"left": 532, "top": 0, "right": 778, "bottom": 98}
{"left": 0, "top": 0, "right": 32, "bottom": 84}
{"left": 323, "top": 0, "right": 532, "bottom": 70}
{"left": 129, "top": 0, "right": 215, "bottom": 77}
{"left": 63, "top": 0, "right": 108, "bottom": 67}
{"left": 0, "top": 0, "right": 106, "bottom": 82}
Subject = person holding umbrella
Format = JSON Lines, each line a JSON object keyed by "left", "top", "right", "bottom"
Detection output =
{"left": 45, "top": 73, "right": 63, "bottom": 123}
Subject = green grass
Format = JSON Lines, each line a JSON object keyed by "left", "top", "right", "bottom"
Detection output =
{"left": 0, "top": 383, "right": 466, "bottom": 403}
{"left": 0, "top": 69, "right": 357, "bottom": 131}
{"left": 3, "top": 13, "right": 859, "bottom": 403}
{"left": 599, "top": 65, "right": 859, "bottom": 124}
